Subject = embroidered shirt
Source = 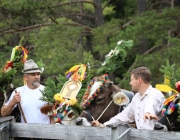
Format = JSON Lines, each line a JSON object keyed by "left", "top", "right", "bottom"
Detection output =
{"left": 104, "top": 85, "right": 165, "bottom": 130}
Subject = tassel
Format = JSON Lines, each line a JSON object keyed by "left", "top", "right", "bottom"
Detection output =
{"left": 65, "top": 65, "right": 80, "bottom": 75}
{"left": 65, "top": 64, "right": 87, "bottom": 81}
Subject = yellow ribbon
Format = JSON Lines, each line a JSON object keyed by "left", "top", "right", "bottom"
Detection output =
{"left": 164, "top": 93, "right": 178, "bottom": 106}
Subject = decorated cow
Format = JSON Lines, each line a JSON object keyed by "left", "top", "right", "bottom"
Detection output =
{"left": 154, "top": 93, "right": 180, "bottom": 131}
{"left": 76, "top": 74, "right": 134, "bottom": 126}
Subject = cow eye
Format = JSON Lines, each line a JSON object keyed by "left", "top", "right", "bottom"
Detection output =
{"left": 97, "top": 97, "right": 104, "bottom": 103}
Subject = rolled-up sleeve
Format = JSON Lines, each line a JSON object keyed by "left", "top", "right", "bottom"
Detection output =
{"left": 104, "top": 101, "right": 135, "bottom": 126}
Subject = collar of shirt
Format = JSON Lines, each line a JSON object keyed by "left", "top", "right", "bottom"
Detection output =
{"left": 138, "top": 85, "right": 152, "bottom": 100}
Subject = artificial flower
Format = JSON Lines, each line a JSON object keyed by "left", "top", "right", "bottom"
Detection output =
{"left": 64, "top": 97, "right": 77, "bottom": 106}
{"left": 105, "top": 50, "right": 114, "bottom": 58}
{"left": 54, "top": 94, "right": 64, "bottom": 102}
{"left": 175, "top": 81, "right": 180, "bottom": 92}
{"left": 117, "top": 40, "right": 122, "bottom": 45}
{"left": 101, "top": 62, "right": 106, "bottom": 66}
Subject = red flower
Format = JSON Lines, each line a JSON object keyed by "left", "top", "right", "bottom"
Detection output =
{"left": 175, "top": 81, "right": 180, "bottom": 92}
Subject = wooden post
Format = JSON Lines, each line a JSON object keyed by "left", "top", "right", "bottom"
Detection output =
{"left": 110, "top": 125, "right": 130, "bottom": 140}
{"left": 0, "top": 116, "right": 14, "bottom": 140}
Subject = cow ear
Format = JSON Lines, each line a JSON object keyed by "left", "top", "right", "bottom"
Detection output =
{"left": 112, "top": 92, "right": 129, "bottom": 106}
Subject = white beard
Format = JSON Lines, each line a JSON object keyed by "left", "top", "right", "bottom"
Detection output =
{"left": 32, "top": 81, "right": 40, "bottom": 87}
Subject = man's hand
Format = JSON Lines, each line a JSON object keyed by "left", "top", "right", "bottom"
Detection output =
{"left": 91, "top": 120, "right": 105, "bottom": 127}
{"left": 143, "top": 112, "right": 158, "bottom": 122}
{"left": 1, "top": 90, "right": 21, "bottom": 117}
{"left": 91, "top": 120, "right": 100, "bottom": 127}
{"left": 12, "top": 90, "right": 21, "bottom": 104}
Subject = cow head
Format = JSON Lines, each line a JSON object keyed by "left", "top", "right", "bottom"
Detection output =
{"left": 154, "top": 94, "right": 180, "bottom": 131}
{"left": 76, "top": 75, "right": 133, "bottom": 126}
{"left": 61, "top": 109, "right": 79, "bottom": 125}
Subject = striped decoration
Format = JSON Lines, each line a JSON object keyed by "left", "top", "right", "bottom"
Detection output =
{"left": 80, "top": 74, "right": 109, "bottom": 109}
{"left": 53, "top": 105, "right": 71, "bottom": 123}
{"left": 162, "top": 94, "right": 180, "bottom": 115}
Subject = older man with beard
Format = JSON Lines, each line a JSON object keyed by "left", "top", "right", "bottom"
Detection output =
{"left": 92, "top": 66, "right": 165, "bottom": 130}
{"left": 1, "top": 59, "right": 54, "bottom": 126}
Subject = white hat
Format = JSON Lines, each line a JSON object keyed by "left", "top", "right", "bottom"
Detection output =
{"left": 22, "top": 59, "right": 43, "bottom": 74}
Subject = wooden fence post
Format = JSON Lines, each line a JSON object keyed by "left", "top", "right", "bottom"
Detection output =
{"left": 0, "top": 116, "right": 14, "bottom": 140}
{"left": 111, "top": 125, "right": 130, "bottom": 140}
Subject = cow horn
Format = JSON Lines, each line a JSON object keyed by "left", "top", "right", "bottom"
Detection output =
{"left": 112, "top": 92, "right": 129, "bottom": 106}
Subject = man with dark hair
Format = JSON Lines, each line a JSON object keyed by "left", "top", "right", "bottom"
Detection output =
{"left": 92, "top": 66, "right": 165, "bottom": 130}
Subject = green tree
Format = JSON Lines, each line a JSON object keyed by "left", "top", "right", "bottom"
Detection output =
{"left": 0, "top": 0, "right": 180, "bottom": 93}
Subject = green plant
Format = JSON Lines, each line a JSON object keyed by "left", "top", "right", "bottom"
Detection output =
{"left": 97, "top": 40, "right": 133, "bottom": 74}
{"left": 40, "top": 74, "right": 67, "bottom": 104}
{"left": 159, "top": 60, "right": 180, "bottom": 89}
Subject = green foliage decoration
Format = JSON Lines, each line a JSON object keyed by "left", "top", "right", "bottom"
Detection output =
{"left": 0, "top": 47, "right": 27, "bottom": 93}
{"left": 39, "top": 74, "right": 67, "bottom": 104}
{"left": 159, "top": 60, "right": 180, "bottom": 122}
{"left": 159, "top": 60, "right": 180, "bottom": 89}
{"left": 0, "top": 46, "right": 28, "bottom": 110}
{"left": 97, "top": 40, "right": 133, "bottom": 74}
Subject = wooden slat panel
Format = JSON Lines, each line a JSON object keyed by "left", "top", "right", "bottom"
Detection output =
{"left": 0, "top": 116, "right": 14, "bottom": 123}
{"left": 6, "top": 120, "right": 180, "bottom": 140}
{"left": 10, "top": 123, "right": 111, "bottom": 140}
{"left": 127, "top": 128, "right": 180, "bottom": 140}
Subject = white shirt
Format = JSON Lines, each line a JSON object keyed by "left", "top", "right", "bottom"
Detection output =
{"left": 5, "top": 85, "right": 50, "bottom": 124}
{"left": 104, "top": 85, "right": 165, "bottom": 130}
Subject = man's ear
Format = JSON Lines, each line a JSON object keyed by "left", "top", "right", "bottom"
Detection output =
{"left": 138, "top": 78, "right": 142, "bottom": 84}
{"left": 23, "top": 74, "right": 28, "bottom": 80}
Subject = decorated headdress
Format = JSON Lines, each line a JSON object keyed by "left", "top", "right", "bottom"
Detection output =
{"left": 161, "top": 82, "right": 180, "bottom": 122}
{"left": 0, "top": 46, "right": 28, "bottom": 108}
{"left": 53, "top": 64, "right": 87, "bottom": 123}
{"left": 3, "top": 46, "right": 28, "bottom": 73}
{"left": 40, "top": 64, "right": 87, "bottom": 123}
{"left": 80, "top": 74, "right": 109, "bottom": 109}
{"left": 162, "top": 93, "right": 180, "bottom": 116}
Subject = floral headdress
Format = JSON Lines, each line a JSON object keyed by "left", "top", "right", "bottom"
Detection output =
{"left": 162, "top": 81, "right": 180, "bottom": 122}
{"left": 80, "top": 74, "right": 109, "bottom": 109}
{"left": 0, "top": 46, "right": 28, "bottom": 93}
{"left": 3, "top": 46, "right": 28, "bottom": 72}
{"left": 52, "top": 64, "right": 87, "bottom": 123}
{"left": 0, "top": 46, "right": 28, "bottom": 110}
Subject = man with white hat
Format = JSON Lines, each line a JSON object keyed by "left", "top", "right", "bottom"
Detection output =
{"left": 1, "top": 59, "right": 54, "bottom": 125}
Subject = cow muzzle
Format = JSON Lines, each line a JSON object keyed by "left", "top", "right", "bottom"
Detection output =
{"left": 75, "top": 117, "right": 92, "bottom": 126}
{"left": 76, "top": 118, "right": 83, "bottom": 125}
{"left": 154, "top": 122, "right": 168, "bottom": 131}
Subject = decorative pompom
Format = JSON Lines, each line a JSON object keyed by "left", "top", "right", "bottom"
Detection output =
{"left": 40, "top": 104, "right": 53, "bottom": 114}
{"left": 175, "top": 81, "right": 180, "bottom": 92}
